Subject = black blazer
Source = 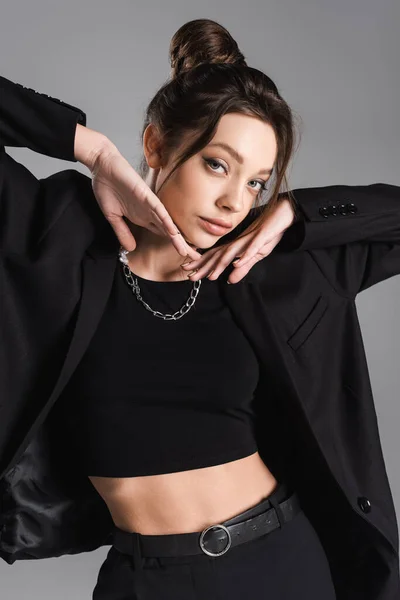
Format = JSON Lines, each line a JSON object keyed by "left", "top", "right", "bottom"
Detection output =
{"left": 0, "top": 75, "right": 399, "bottom": 600}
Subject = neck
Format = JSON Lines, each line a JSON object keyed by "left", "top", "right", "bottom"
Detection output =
{"left": 125, "top": 224, "right": 197, "bottom": 282}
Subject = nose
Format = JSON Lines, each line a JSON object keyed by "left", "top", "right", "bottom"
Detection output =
{"left": 218, "top": 186, "right": 245, "bottom": 214}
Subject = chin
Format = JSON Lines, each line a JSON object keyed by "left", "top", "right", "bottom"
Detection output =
{"left": 178, "top": 229, "right": 209, "bottom": 252}
{"left": 184, "top": 236, "right": 221, "bottom": 252}
{"left": 179, "top": 222, "right": 231, "bottom": 252}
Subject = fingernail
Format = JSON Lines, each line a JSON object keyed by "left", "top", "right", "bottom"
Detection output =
{"left": 207, "top": 270, "right": 214, "bottom": 279}
{"left": 227, "top": 280, "right": 232, "bottom": 284}
{"left": 181, "top": 262, "right": 193, "bottom": 268}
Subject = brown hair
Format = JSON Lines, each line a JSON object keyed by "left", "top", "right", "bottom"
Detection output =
{"left": 138, "top": 18, "right": 301, "bottom": 240}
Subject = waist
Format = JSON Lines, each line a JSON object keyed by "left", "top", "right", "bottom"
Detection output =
{"left": 111, "top": 481, "right": 300, "bottom": 563}
{"left": 88, "top": 451, "right": 279, "bottom": 535}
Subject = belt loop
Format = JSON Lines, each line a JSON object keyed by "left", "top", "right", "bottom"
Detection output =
{"left": 131, "top": 532, "right": 143, "bottom": 570}
{"left": 269, "top": 495, "right": 285, "bottom": 528}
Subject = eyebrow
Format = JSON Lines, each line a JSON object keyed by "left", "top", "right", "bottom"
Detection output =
{"left": 207, "top": 142, "right": 274, "bottom": 175}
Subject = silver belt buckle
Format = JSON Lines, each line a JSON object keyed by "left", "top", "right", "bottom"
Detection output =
{"left": 199, "top": 524, "right": 232, "bottom": 557}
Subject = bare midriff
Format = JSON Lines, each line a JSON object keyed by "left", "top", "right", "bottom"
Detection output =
{"left": 88, "top": 451, "right": 278, "bottom": 535}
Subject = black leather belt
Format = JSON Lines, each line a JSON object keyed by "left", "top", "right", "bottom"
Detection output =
{"left": 112, "top": 490, "right": 302, "bottom": 559}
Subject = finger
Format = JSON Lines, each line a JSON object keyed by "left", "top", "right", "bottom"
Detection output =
{"left": 146, "top": 208, "right": 202, "bottom": 261}
{"left": 145, "top": 214, "right": 173, "bottom": 238}
{"left": 207, "top": 248, "right": 248, "bottom": 279}
{"left": 150, "top": 205, "right": 181, "bottom": 237}
{"left": 169, "top": 233, "right": 202, "bottom": 261}
{"left": 148, "top": 208, "right": 176, "bottom": 236}
{"left": 232, "top": 232, "right": 272, "bottom": 267}
{"left": 227, "top": 254, "right": 261, "bottom": 283}
{"left": 109, "top": 216, "right": 137, "bottom": 252}
{"left": 180, "top": 248, "right": 218, "bottom": 270}
{"left": 229, "top": 239, "right": 278, "bottom": 282}
{"left": 182, "top": 237, "right": 248, "bottom": 271}
{"left": 147, "top": 222, "right": 163, "bottom": 235}
{"left": 186, "top": 251, "right": 223, "bottom": 281}
{"left": 181, "top": 246, "right": 220, "bottom": 270}
{"left": 200, "top": 237, "right": 253, "bottom": 280}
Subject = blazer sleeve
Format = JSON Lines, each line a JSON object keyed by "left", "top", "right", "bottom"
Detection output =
{"left": 278, "top": 183, "right": 400, "bottom": 297}
{"left": 0, "top": 75, "right": 86, "bottom": 159}
{"left": 0, "top": 75, "right": 87, "bottom": 253}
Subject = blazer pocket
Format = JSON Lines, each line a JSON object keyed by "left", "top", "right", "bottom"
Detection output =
{"left": 287, "top": 294, "right": 329, "bottom": 351}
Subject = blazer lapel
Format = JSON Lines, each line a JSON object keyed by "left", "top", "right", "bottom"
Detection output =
{"left": 220, "top": 263, "right": 307, "bottom": 412}
{"left": 4, "top": 236, "right": 119, "bottom": 476}
{"left": 46, "top": 254, "right": 118, "bottom": 406}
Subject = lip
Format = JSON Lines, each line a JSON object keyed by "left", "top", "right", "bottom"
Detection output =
{"left": 199, "top": 217, "right": 233, "bottom": 235}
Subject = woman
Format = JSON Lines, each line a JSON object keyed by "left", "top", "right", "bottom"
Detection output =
{"left": 0, "top": 18, "right": 399, "bottom": 600}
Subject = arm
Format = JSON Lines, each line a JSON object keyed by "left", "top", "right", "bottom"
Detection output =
{"left": 73, "top": 123, "right": 111, "bottom": 171}
{"left": 0, "top": 74, "right": 112, "bottom": 167}
{"left": 1, "top": 74, "right": 201, "bottom": 261}
{"left": 0, "top": 75, "right": 86, "bottom": 159}
{"left": 278, "top": 183, "right": 400, "bottom": 296}
{"left": 0, "top": 75, "right": 111, "bottom": 253}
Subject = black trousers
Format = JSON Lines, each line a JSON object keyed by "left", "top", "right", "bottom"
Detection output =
{"left": 92, "top": 482, "right": 336, "bottom": 599}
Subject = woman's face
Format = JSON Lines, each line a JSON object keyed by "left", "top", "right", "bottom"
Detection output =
{"left": 144, "top": 112, "right": 277, "bottom": 249}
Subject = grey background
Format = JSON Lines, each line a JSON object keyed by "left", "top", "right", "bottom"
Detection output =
{"left": 1, "top": 0, "right": 399, "bottom": 597}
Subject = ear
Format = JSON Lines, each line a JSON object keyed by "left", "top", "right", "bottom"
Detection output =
{"left": 143, "top": 123, "right": 164, "bottom": 169}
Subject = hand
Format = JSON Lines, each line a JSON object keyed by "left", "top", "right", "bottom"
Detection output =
{"left": 181, "top": 197, "right": 296, "bottom": 284}
{"left": 89, "top": 142, "right": 202, "bottom": 261}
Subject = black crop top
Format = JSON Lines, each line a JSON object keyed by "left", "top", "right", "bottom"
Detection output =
{"left": 56, "top": 257, "right": 260, "bottom": 477}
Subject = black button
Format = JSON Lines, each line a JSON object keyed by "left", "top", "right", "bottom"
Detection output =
{"left": 319, "top": 206, "right": 330, "bottom": 218}
{"left": 357, "top": 496, "right": 371, "bottom": 513}
{"left": 329, "top": 204, "right": 339, "bottom": 216}
{"left": 346, "top": 202, "right": 358, "bottom": 214}
{"left": 338, "top": 203, "right": 348, "bottom": 215}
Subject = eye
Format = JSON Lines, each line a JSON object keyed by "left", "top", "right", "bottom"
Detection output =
{"left": 203, "top": 158, "right": 227, "bottom": 174}
{"left": 248, "top": 179, "right": 268, "bottom": 192}
{"left": 204, "top": 158, "right": 268, "bottom": 193}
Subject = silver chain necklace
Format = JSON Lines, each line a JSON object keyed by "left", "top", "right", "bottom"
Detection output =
{"left": 118, "top": 246, "right": 202, "bottom": 321}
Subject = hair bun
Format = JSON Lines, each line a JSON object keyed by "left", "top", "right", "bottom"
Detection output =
{"left": 169, "top": 19, "right": 247, "bottom": 79}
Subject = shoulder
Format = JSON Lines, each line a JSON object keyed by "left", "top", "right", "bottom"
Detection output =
{"left": 38, "top": 168, "right": 116, "bottom": 259}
